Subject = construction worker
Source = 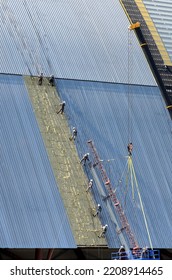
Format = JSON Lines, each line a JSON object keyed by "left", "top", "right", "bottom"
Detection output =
{"left": 98, "top": 224, "right": 108, "bottom": 238}
{"left": 127, "top": 142, "right": 133, "bottom": 156}
{"left": 93, "top": 204, "right": 102, "bottom": 217}
{"left": 132, "top": 246, "right": 140, "bottom": 259}
{"left": 141, "top": 247, "right": 149, "bottom": 259}
{"left": 118, "top": 245, "right": 128, "bottom": 260}
{"left": 57, "top": 101, "right": 66, "bottom": 114}
{"left": 80, "top": 153, "right": 89, "bottom": 164}
{"left": 69, "top": 127, "right": 77, "bottom": 141}
{"left": 38, "top": 73, "right": 43, "bottom": 85}
{"left": 86, "top": 179, "right": 93, "bottom": 192}
{"left": 48, "top": 75, "right": 55, "bottom": 86}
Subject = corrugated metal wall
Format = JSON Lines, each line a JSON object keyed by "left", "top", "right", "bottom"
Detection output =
{"left": 57, "top": 79, "right": 172, "bottom": 248}
{"left": 0, "top": 74, "right": 76, "bottom": 248}
{"left": 143, "top": 0, "right": 172, "bottom": 62}
{"left": 0, "top": 0, "right": 156, "bottom": 85}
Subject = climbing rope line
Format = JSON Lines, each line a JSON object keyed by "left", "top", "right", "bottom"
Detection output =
{"left": 56, "top": 87, "right": 93, "bottom": 183}
{"left": 127, "top": 156, "right": 153, "bottom": 250}
{"left": 127, "top": 28, "right": 134, "bottom": 144}
{"left": 54, "top": 85, "right": 84, "bottom": 160}
{"left": 128, "top": 157, "right": 135, "bottom": 201}
{"left": 126, "top": 156, "right": 139, "bottom": 240}
{"left": 115, "top": 160, "right": 129, "bottom": 210}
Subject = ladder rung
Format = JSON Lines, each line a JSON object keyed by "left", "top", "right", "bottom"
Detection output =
{"left": 88, "top": 140, "right": 139, "bottom": 248}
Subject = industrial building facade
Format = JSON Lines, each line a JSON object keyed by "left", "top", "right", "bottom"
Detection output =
{"left": 0, "top": 0, "right": 172, "bottom": 259}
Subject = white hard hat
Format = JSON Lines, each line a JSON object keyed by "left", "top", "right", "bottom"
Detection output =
{"left": 87, "top": 153, "right": 89, "bottom": 156}
{"left": 63, "top": 101, "right": 66, "bottom": 104}
{"left": 105, "top": 224, "right": 108, "bottom": 227}
{"left": 90, "top": 179, "right": 93, "bottom": 182}
{"left": 73, "top": 127, "right": 76, "bottom": 130}
{"left": 98, "top": 204, "right": 100, "bottom": 206}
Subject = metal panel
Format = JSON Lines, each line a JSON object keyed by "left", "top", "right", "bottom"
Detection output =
{"left": 0, "top": 0, "right": 156, "bottom": 85}
{"left": 143, "top": 0, "right": 172, "bottom": 62}
{"left": 57, "top": 79, "right": 172, "bottom": 248}
{"left": 0, "top": 74, "right": 76, "bottom": 248}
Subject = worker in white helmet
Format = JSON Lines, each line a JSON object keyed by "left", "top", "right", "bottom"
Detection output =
{"left": 118, "top": 245, "right": 128, "bottom": 260}
{"left": 57, "top": 101, "right": 66, "bottom": 114}
{"left": 86, "top": 179, "right": 93, "bottom": 192}
{"left": 93, "top": 203, "right": 102, "bottom": 217}
{"left": 98, "top": 224, "right": 108, "bottom": 238}
{"left": 48, "top": 74, "right": 55, "bottom": 86}
{"left": 38, "top": 72, "right": 43, "bottom": 85}
{"left": 69, "top": 127, "right": 77, "bottom": 141}
{"left": 80, "top": 153, "right": 89, "bottom": 164}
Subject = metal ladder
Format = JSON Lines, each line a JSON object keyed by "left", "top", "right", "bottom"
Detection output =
{"left": 87, "top": 140, "right": 139, "bottom": 249}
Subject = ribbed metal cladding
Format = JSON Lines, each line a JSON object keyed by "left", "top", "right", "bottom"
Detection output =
{"left": 143, "top": 0, "right": 172, "bottom": 62}
{"left": 0, "top": 74, "right": 76, "bottom": 248}
{"left": 57, "top": 79, "right": 172, "bottom": 248}
{"left": 0, "top": 0, "right": 156, "bottom": 85}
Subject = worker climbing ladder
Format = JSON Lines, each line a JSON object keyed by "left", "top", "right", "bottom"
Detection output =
{"left": 87, "top": 140, "right": 139, "bottom": 249}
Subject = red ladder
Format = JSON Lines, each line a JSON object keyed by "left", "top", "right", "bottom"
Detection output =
{"left": 88, "top": 140, "right": 139, "bottom": 249}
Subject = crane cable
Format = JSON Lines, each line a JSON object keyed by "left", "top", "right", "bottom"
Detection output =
{"left": 127, "top": 29, "right": 133, "bottom": 144}
{"left": 127, "top": 28, "right": 153, "bottom": 250}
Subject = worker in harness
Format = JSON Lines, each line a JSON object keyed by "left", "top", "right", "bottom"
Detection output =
{"left": 86, "top": 179, "right": 93, "bottom": 192}
{"left": 93, "top": 204, "right": 102, "bottom": 217}
{"left": 127, "top": 142, "right": 133, "bottom": 156}
{"left": 98, "top": 224, "right": 108, "bottom": 238}
{"left": 57, "top": 101, "right": 66, "bottom": 114}
{"left": 141, "top": 247, "right": 149, "bottom": 259}
{"left": 80, "top": 153, "right": 89, "bottom": 164}
{"left": 48, "top": 75, "right": 55, "bottom": 86}
{"left": 38, "top": 73, "right": 43, "bottom": 85}
{"left": 69, "top": 127, "right": 77, "bottom": 141}
{"left": 118, "top": 245, "right": 128, "bottom": 260}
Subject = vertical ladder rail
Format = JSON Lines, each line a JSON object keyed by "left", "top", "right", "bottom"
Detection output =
{"left": 88, "top": 140, "right": 139, "bottom": 249}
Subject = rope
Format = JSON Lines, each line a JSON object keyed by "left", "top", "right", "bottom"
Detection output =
{"left": 127, "top": 29, "right": 133, "bottom": 143}
{"left": 116, "top": 159, "right": 129, "bottom": 210}
{"left": 55, "top": 82, "right": 85, "bottom": 159}
{"left": 129, "top": 157, "right": 153, "bottom": 250}
{"left": 127, "top": 157, "right": 139, "bottom": 243}
{"left": 127, "top": 27, "right": 153, "bottom": 251}
{"left": 128, "top": 157, "right": 135, "bottom": 201}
